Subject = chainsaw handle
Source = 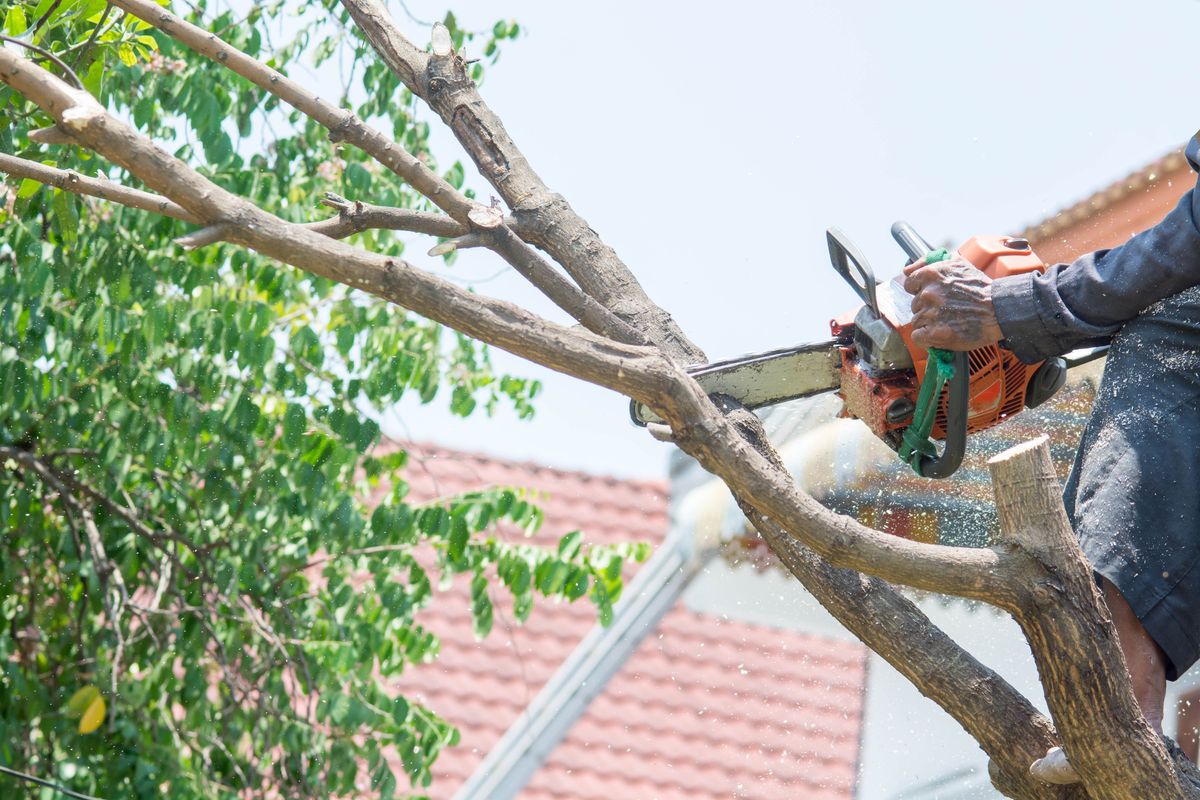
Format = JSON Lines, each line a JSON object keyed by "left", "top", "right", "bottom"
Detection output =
{"left": 914, "top": 351, "right": 969, "bottom": 479}
{"left": 891, "top": 220, "right": 936, "bottom": 265}
{"left": 826, "top": 227, "right": 879, "bottom": 315}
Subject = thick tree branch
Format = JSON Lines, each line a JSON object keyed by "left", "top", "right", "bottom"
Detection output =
{"left": 751, "top": 512, "right": 1079, "bottom": 800}
{"left": 339, "top": 0, "right": 704, "bottom": 363}
{"left": 989, "top": 438, "right": 1196, "bottom": 799}
{"left": 719, "top": 412, "right": 1077, "bottom": 798}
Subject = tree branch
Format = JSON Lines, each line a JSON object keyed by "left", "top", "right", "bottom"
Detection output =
{"left": 313, "top": 192, "right": 468, "bottom": 239}
{"left": 338, "top": 0, "right": 704, "bottom": 362}
{"left": 0, "top": 152, "right": 199, "bottom": 222}
{"left": 989, "top": 438, "right": 1197, "bottom": 798}
{"left": 716, "top": 412, "right": 1077, "bottom": 798}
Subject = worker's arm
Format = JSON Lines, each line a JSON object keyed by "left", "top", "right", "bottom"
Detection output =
{"left": 991, "top": 134, "right": 1200, "bottom": 362}
{"left": 905, "top": 133, "right": 1200, "bottom": 360}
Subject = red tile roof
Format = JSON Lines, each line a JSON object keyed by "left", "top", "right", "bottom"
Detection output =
{"left": 382, "top": 441, "right": 867, "bottom": 799}
{"left": 1022, "top": 145, "right": 1193, "bottom": 264}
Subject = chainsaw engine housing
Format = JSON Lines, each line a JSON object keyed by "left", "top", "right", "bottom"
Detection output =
{"left": 832, "top": 234, "right": 1056, "bottom": 444}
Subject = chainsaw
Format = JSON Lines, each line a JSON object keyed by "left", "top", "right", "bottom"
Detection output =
{"left": 631, "top": 222, "right": 1106, "bottom": 479}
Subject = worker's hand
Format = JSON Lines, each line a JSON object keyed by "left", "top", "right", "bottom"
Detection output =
{"left": 902, "top": 254, "right": 1004, "bottom": 351}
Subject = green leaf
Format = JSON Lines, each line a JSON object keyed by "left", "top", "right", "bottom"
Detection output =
{"left": 282, "top": 402, "right": 305, "bottom": 448}
{"left": 557, "top": 530, "right": 583, "bottom": 560}
{"left": 4, "top": 6, "right": 28, "bottom": 35}
{"left": 17, "top": 177, "right": 41, "bottom": 199}
{"left": 447, "top": 515, "right": 469, "bottom": 561}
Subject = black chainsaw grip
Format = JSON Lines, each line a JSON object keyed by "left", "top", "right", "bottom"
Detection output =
{"left": 915, "top": 351, "right": 969, "bottom": 479}
{"left": 891, "top": 221, "right": 936, "bottom": 264}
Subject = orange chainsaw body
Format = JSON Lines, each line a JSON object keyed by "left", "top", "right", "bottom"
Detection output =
{"left": 831, "top": 235, "right": 1047, "bottom": 442}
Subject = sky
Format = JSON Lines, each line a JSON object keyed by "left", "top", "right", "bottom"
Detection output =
{"left": 368, "top": 0, "right": 1200, "bottom": 479}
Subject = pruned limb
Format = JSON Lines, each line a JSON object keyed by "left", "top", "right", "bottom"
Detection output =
{"left": 314, "top": 192, "right": 468, "bottom": 238}
{"left": 339, "top": 1, "right": 705, "bottom": 363}
{"left": 0, "top": 152, "right": 199, "bottom": 222}
{"left": 29, "top": 124, "right": 77, "bottom": 145}
{"left": 175, "top": 222, "right": 233, "bottom": 250}
{"left": 989, "top": 437, "right": 1197, "bottom": 799}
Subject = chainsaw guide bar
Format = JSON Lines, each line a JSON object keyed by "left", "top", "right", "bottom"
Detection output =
{"left": 629, "top": 341, "right": 841, "bottom": 426}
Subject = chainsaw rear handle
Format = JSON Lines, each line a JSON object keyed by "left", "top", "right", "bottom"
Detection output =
{"left": 912, "top": 351, "right": 969, "bottom": 479}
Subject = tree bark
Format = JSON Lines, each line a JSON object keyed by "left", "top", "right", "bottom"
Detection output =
{"left": 989, "top": 437, "right": 1197, "bottom": 798}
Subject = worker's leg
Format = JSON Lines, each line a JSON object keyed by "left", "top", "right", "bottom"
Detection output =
{"left": 1102, "top": 577, "right": 1168, "bottom": 731}
{"left": 1029, "top": 577, "right": 1169, "bottom": 784}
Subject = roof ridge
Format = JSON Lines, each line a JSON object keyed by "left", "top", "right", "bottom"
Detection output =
{"left": 1022, "top": 146, "right": 1191, "bottom": 243}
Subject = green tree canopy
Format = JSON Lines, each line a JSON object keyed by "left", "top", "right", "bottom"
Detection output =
{"left": 0, "top": 2, "right": 644, "bottom": 797}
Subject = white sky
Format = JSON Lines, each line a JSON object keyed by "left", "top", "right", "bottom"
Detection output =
{"left": 377, "top": 0, "right": 1200, "bottom": 478}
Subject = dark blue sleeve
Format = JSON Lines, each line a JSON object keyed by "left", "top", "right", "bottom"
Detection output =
{"left": 992, "top": 133, "right": 1200, "bottom": 363}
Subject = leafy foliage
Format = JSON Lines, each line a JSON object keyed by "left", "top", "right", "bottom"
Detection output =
{"left": 0, "top": 2, "right": 634, "bottom": 798}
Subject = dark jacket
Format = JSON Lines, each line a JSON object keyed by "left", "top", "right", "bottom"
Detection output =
{"left": 992, "top": 133, "right": 1200, "bottom": 363}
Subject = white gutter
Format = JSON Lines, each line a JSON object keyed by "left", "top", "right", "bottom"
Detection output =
{"left": 454, "top": 525, "right": 713, "bottom": 800}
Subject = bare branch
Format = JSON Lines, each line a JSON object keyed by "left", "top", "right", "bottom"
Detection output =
{"left": 989, "top": 438, "right": 1194, "bottom": 798}
{"left": 313, "top": 192, "right": 467, "bottom": 239}
{"left": 340, "top": 0, "right": 704, "bottom": 362}
{"left": 175, "top": 222, "right": 233, "bottom": 250}
{"left": 0, "top": 152, "right": 199, "bottom": 222}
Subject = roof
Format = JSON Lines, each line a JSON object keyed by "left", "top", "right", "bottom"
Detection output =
{"left": 380, "top": 441, "right": 867, "bottom": 799}
{"left": 1021, "top": 145, "right": 1193, "bottom": 264}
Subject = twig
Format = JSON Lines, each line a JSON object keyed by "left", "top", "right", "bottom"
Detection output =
{"left": 0, "top": 34, "right": 85, "bottom": 89}
{"left": 0, "top": 764, "right": 104, "bottom": 800}
{"left": 0, "top": 153, "right": 199, "bottom": 222}
{"left": 69, "top": 4, "right": 116, "bottom": 70}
